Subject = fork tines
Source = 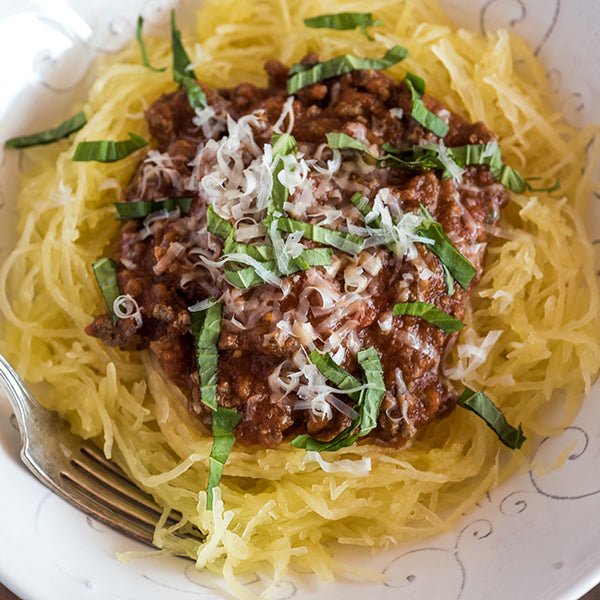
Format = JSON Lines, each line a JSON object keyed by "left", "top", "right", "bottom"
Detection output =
{"left": 60, "top": 441, "right": 194, "bottom": 548}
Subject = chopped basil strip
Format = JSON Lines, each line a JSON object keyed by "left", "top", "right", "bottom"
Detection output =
{"left": 224, "top": 266, "right": 276, "bottom": 288}
{"left": 265, "top": 133, "right": 310, "bottom": 275}
{"left": 208, "top": 202, "right": 334, "bottom": 288}
{"left": 417, "top": 205, "right": 476, "bottom": 289}
{"left": 383, "top": 143, "right": 451, "bottom": 172}
{"left": 206, "top": 405, "right": 241, "bottom": 511}
{"left": 273, "top": 216, "right": 364, "bottom": 254}
{"left": 308, "top": 350, "right": 363, "bottom": 401}
{"left": 382, "top": 142, "right": 529, "bottom": 194}
{"left": 329, "top": 134, "right": 441, "bottom": 172}
{"left": 224, "top": 239, "right": 277, "bottom": 262}
{"left": 326, "top": 132, "right": 367, "bottom": 153}
{"left": 393, "top": 301, "right": 465, "bottom": 333}
{"left": 404, "top": 72, "right": 449, "bottom": 137}
{"left": 73, "top": 132, "right": 147, "bottom": 163}
{"left": 458, "top": 388, "right": 526, "bottom": 450}
{"left": 189, "top": 300, "right": 222, "bottom": 410}
{"left": 349, "top": 192, "right": 379, "bottom": 224}
{"left": 441, "top": 263, "right": 455, "bottom": 296}
{"left": 268, "top": 132, "right": 298, "bottom": 217}
{"left": 170, "top": 9, "right": 196, "bottom": 82}
{"left": 206, "top": 205, "right": 235, "bottom": 240}
{"left": 294, "top": 247, "right": 333, "bottom": 267}
{"left": 447, "top": 143, "right": 525, "bottom": 193}
{"left": 524, "top": 177, "right": 560, "bottom": 193}
{"left": 355, "top": 347, "right": 385, "bottom": 436}
{"left": 5, "top": 111, "right": 87, "bottom": 149}
{"left": 181, "top": 76, "right": 208, "bottom": 111}
{"left": 288, "top": 45, "right": 409, "bottom": 94}
{"left": 136, "top": 16, "right": 166, "bottom": 72}
{"left": 224, "top": 248, "right": 332, "bottom": 288}
{"left": 349, "top": 191, "right": 401, "bottom": 253}
{"left": 329, "top": 132, "right": 527, "bottom": 196}
{"left": 189, "top": 297, "right": 218, "bottom": 312}
{"left": 291, "top": 427, "right": 359, "bottom": 452}
{"left": 223, "top": 237, "right": 333, "bottom": 267}
{"left": 114, "top": 197, "right": 192, "bottom": 219}
{"left": 303, "top": 12, "right": 382, "bottom": 40}
{"left": 292, "top": 347, "right": 384, "bottom": 451}
{"left": 473, "top": 147, "right": 523, "bottom": 190}
{"left": 92, "top": 257, "right": 120, "bottom": 325}
{"left": 170, "top": 10, "right": 207, "bottom": 110}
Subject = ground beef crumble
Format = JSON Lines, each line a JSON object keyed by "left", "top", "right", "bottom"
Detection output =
{"left": 86, "top": 55, "right": 509, "bottom": 448}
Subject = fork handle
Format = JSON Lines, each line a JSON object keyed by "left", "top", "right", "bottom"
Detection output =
{"left": 0, "top": 353, "right": 37, "bottom": 445}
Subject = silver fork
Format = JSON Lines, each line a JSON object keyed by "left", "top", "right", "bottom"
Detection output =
{"left": 0, "top": 351, "right": 201, "bottom": 552}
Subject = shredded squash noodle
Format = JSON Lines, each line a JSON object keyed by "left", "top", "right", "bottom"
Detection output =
{"left": 1, "top": 0, "right": 599, "bottom": 597}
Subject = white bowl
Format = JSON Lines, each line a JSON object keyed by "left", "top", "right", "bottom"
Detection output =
{"left": 0, "top": 1, "right": 599, "bottom": 599}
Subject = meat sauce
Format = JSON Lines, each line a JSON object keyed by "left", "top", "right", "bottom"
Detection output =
{"left": 86, "top": 55, "right": 508, "bottom": 448}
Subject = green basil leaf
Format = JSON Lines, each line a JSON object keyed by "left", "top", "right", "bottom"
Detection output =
{"left": 268, "top": 132, "right": 298, "bottom": 217}
{"left": 380, "top": 144, "right": 443, "bottom": 171}
{"left": 490, "top": 161, "right": 526, "bottom": 193}
{"left": 114, "top": 197, "right": 192, "bottom": 219}
{"left": 181, "top": 76, "right": 208, "bottom": 111}
{"left": 224, "top": 248, "right": 332, "bottom": 288}
{"left": 458, "top": 388, "right": 526, "bottom": 450}
{"left": 265, "top": 132, "right": 308, "bottom": 275}
{"left": 524, "top": 177, "right": 561, "bottom": 193}
{"left": 190, "top": 300, "right": 222, "bottom": 410}
{"left": 273, "top": 216, "right": 364, "bottom": 254}
{"left": 349, "top": 191, "right": 401, "bottom": 253}
{"left": 291, "top": 350, "right": 363, "bottom": 451}
{"left": 224, "top": 235, "right": 333, "bottom": 267}
{"left": 404, "top": 73, "right": 449, "bottom": 137}
{"left": 92, "top": 257, "right": 120, "bottom": 325}
{"left": 224, "top": 266, "right": 274, "bottom": 288}
{"left": 441, "top": 262, "right": 456, "bottom": 296}
{"left": 295, "top": 247, "right": 333, "bottom": 267}
{"left": 189, "top": 298, "right": 218, "bottom": 312}
{"left": 291, "top": 429, "right": 359, "bottom": 452}
{"left": 329, "top": 134, "right": 441, "bottom": 172}
{"left": 303, "top": 12, "right": 382, "bottom": 40}
{"left": 308, "top": 350, "right": 363, "bottom": 401}
{"left": 326, "top": 132, "right": 367, "bottom": 152}
{"left": 356, "top": 347, "right": 385, "bottom": 436}
{"left": 330, "top": 134, "right": 526, "bottom": 196}
{"left": 136, "top": 16, "right": 167, "bottom": 72}
{"left": 5, "top": 111, "right": 87, "bottom": 149}
{"left": 73, "top": 132, "right": 147, "bottom": 163}
{"left": 206, "top": 405, "right": 241, "bottom": 510}
{"left": 349, "top": 191, "right": 378, "bottom": 223}
{"left": 393, "top": 301, "right": 465, "bottom": 333}
{"left": 292, "top": 346, "right": 384, "bottom": 451}
{"left": 417, "top": 204, "right": 476, "bottom": 289}
{"left": 223, "top": 239, "right": 275, "bottom": 262}
{"left": 170, "top": 10, "right": 207, "bottom": 110}
{"left": 206, "top": 205, "right": 235, "bottom": 240}
{"left": 447, "top": 144, "right": 526, "bottom": 193}
{"left": 287, "top": 45, "right": 409, "bottom": 94}
{"left": 170, "top": 9, "right": 196, "bottom": 82}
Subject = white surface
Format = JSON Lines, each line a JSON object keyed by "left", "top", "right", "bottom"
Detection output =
{"left": 1, "top": 1, "right": 599, "bottom": 599}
